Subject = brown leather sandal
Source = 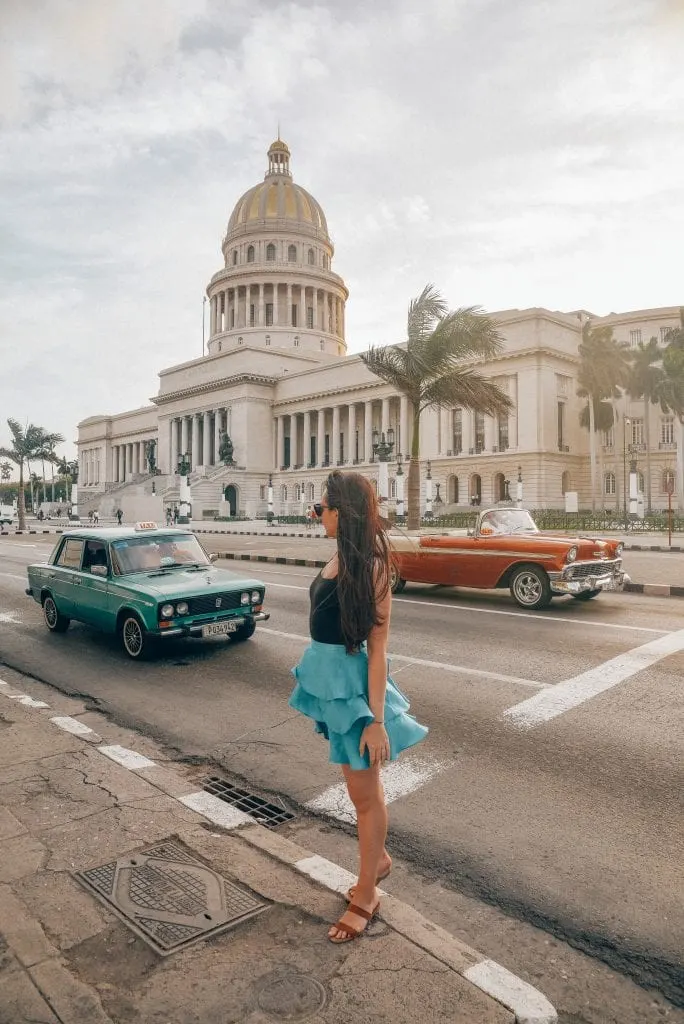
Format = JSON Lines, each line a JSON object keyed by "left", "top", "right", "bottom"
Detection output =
{"left": 344, "top": 862, "right": 391, "bottom": 902}
{"left": 328, "top": 901, "right": 380, "bottom": 944}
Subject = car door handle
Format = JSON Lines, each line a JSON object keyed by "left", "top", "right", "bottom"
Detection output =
{"left": 73, "top": 579, "right": 82, "bottom": 586}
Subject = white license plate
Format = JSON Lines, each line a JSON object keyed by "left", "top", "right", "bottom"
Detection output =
{"left": 202, "top": 620, "right": 240, "bottom": 638}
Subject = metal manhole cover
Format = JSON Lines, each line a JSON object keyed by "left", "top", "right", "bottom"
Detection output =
{"left": 74, "top": 839, "right": 267, "bottom": 956}
{"left": 202, "top": 775, "right": 296, "bottom": 827}
{"left": 257, "top": 973, "right": 328, "bottom": 1020}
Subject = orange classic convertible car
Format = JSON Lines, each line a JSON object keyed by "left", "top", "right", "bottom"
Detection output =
{"left": 388, "top": 507, "right": 628, "bottom": 610}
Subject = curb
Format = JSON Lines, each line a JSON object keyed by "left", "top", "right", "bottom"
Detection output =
{"left": 0, "top": 676, "right": 557, "bottom": 1024}
{"left": 214, "top": 551, "right": 684, "bottom": 598}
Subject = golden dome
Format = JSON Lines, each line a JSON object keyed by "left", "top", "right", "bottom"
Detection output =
{"left": 225, "top": 140, "right": 329, "bottom": 239}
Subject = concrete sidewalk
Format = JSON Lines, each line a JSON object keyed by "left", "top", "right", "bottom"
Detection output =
{"left": 0, "top": 668, "right": 557, "bottom": 1024}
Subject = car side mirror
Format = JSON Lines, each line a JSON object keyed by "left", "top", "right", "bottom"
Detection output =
{"left": 91, "top": 564, "right": 108, "bottom": 577}
{"left": 209, "top": 553, "right": 218, "bottom": 562}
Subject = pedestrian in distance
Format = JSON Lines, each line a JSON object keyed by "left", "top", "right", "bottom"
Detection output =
{"left": 165, "top": 506, "right": 173, "bottom": 526}
{"left": 173, "top": 506, "right": 179, "bottom": 524}
{"left": 116, "top": 508, "right": 123, "bottom": 526}
{"left": 288, "top": 470, "right": 428, "bottom": 944}
{"left": 93, "top": 509, "right": 99, "bottom": 525}
{"left": 88, "top": 509, "right": 93, "bottom": 523}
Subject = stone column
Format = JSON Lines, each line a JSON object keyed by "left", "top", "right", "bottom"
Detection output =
{"left": 365, "top": 401, "right": 373, "bottom": 462}
{"left": 299, "top": 285, "right": 306, "bottom": 331}
{"left": 214, "top": 410, "right": 222, "bottom": 463}
{"left": 191, "top": 414, "right": 200, "bottom": 469}
{"left": 317, "top": 409, "right": 325, "bottom": 467}
{"left": 258, "top": 283, "right": 264, "bottom": 326}
{"left": 400, "top": 397, "right": 409, "bottom": 457}
{"left": 303, "top": 410, "right": 311, "bottom": 467}
{"left": 440, "top": 408, "right": 450, "bottom": 455}
{"left": 170, "top": 419, "right": 178, "bottom": 475}
{"left": 118, "top": 446, "right": 125, "bottom": 482}
{"left": 111, "top": 446, "right": 116, "bottom": 483}
{"left": 462, "top": 410, "right": 472, "bottom": 454}
{"left": 332, "top": 297, "right": 338, "bottom": 336}
{"left": 381, "top": 398, "right": 390, "bottom": 436}
{"left": 287, "top": 283, "right": 293, "bottom": 326}
{"left": 349, "top": 403, "right": 357, "bottom": 463}
{"left": 203, "top": 411, "right": 212, "bottom": 465}
{"left": 273, "top": 283, "right": 279, "bottom": 326}
{"left": 332, "top": 406, "right": 340, "bottom": 465}
{"left": 277, "top": 416, "right": 285, "bottom": 469}
{"left": 290, "top": 412, "right": 298, "bottom": 468}
{"left": 484, "top": 415, "right": 495, "bottom": 452}
{"left": 180, "top": 416, "right": 189, "bottom": 459}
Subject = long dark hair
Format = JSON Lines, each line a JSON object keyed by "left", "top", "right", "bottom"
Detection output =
{"left": 324, "top": 470, "right": 392, "bottom": 654}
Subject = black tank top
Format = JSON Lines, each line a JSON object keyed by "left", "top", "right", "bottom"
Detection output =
{"left": 309, "top": 572, "right": 346, "bottom": 646}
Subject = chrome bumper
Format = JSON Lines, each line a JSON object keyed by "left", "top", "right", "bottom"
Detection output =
{"left": 158, "top": 610, "right": 270, "bottom": 638}
{"left": 548, "top": 571, "right": 629, "bottom": 595}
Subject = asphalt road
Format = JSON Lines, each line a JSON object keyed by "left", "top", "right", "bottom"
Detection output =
{"left": 1, "top": 534, "right": 683, "bottom": 1019}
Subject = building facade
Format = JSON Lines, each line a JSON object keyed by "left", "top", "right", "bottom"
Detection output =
{"left": 77, "top": 139, "right": 683, "bottom": 517}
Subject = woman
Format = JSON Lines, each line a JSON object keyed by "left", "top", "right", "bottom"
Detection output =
{"left": 288, "top": 471, "right": 428, "bottom": 943}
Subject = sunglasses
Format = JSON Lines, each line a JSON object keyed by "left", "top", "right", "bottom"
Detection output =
{"left": 313, "top": 502, "right": 332, "bottom": 517}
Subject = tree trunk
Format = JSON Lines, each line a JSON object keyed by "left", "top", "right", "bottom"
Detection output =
{"left": 678, "top": 415, "right": 684, "bottom": 512}
{"left": 407, "top": 407, "right": 422, "bottom": 531}
{"left": 17, "top": 460, "right": 26, "bottom": 531}
{"left": 644, "top": 398, "right": 652, "bottom": 513}
{"left": 589, "top": 400, "right": 597, "bottom": 512}
{"left": 598, "top": 421, "right": 605, "bottom": 510}
{"left": 51, "top": 465, "right": 55, "bottom": 503}
{"left": 41, "top": 458, "right": 47, "bottom": 503}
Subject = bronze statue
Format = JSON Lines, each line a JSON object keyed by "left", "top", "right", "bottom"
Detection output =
{"left": 219, "top": 432, "right": 235, "bottom": 466}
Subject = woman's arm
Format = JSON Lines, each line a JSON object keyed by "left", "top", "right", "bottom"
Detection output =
{"left": 360, "top": 568, "right": 392, "bottom": 765}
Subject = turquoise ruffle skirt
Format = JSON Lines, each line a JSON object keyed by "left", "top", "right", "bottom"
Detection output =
{"left": 288, "top": 640, "right": 428, "bottom": 771}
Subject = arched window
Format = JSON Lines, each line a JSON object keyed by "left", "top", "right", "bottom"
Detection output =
{"left": 604, "top": 471, "right": 616, "bottom": 495}
{"left": 493, "top": 472, "right": 506, "bottom": 502}
{"left": 246, "top": 245, "right": 255, "bottom": 262}
{"left": 323, "top": 254, "right": 330, "bottom": 270}
{"left": 308, "top": 248, "right": 315, "bottom": 265}
{"left": 389, "top": 478, "right": 397, "bottom": 499}
{"left": 294, "top": 484, "right": 301, "bottom": 502}
{"left": 238, "top": 336, "right": 243, "bottom": 345}
{"left": 218, "top": 341, "right": 222, "bottom": 352}
{"left": 469, "top": 474, "right": 482, "bottom": 505}
{"left": 294, "top": 335, "right": 299, "bottom": 347}
{"left": 265, "top": 334, "right": 271, "bottom": 347}
{"left": 662, "top": 469, "right": 675, "bottom": 494}
{"left": 288, "top": 244, "right": 297, "bottom": 262}
{"left": 561, "top": 470, "right": 571, "bottom": 495}
{"left": 448, "top": 475, "right": 459, "bottom": 504}
{"left": 638, "top": 472, "right": 645, "bottom": 493}
{"left": 266, "top": 243, "right": 276, "bottom": 261}
{"left": 307, "top": 482, "right": 315, "bottom": 501}
{"left": 281, "top": 485, "right": 288, "bottom": 502}
{"left": 232, "top": 250, "right": 238, "bottom": 265}
{"left": 320, "top": 339, "right": 325, "bottom": 351}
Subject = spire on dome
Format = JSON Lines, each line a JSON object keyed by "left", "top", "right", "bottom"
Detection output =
{"left": 266, "top": 137, "right": 291, "bottom": 178}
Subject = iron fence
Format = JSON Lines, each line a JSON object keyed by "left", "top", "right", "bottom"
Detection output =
{"left": 424, "top": 510, "right": 684, "bottom": 533}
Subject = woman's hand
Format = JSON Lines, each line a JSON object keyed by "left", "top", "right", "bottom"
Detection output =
{"left": 360, "top": 721, "right": 390, "bottom": 766}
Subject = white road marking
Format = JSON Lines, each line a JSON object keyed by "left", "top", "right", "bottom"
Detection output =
{"left": 0, "top": 573, "right": 27, "bottom": 582}
{"left": 464, "top": 960, "right": 557, "bottom": 1023}
{"left": 179, "top": 791, "right": 251, "bottom": 829}
{"left": 97, "top": 744, "right": 156, "bottom": 769}
{"left": 259, "top": 627, "right": 547, "bottom": 689}
{"left": 305, "top": 757, "right": 449, "bottom": 824}
{"left": 504, "top": 627, "right": 684, "bottom": 729}
{"left": 0, "top": 611, "right": 20, "bottom": 623}
{"left": 50, "top": 716, "right": 102, "bottom": 741}
{"left": 0, "top": 679, "right": 8, "bottom": 686}
{"left": 294, "top": 855, "right": 359, "bottom": 894}
{"left": 8, "top": 694, "right": 50, "bottom": 708}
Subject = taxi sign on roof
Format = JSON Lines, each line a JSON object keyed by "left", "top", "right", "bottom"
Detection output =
{"left": 134, "top": 521, "right": 158, "bottom": 531}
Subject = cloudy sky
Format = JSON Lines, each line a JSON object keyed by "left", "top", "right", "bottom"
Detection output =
{"left": 1, "top": 0, "right": 683, "bottom": 459}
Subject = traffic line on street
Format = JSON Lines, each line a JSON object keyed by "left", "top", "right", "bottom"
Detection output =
{"left": 8, "top": 694, "right": 50, "bottom": 708}
{"left": 0, "top": 611, "right": 21, "bottom": 623}
{"left": 504, "top": 627, "right": 684, "bottom": 729}
{"left": 179, "top": 791, "right": 252, "bottom": 829}
{"left": 50, "top": 716, "right": 102, "bottom": 742}
{"left": 305, "top": 756, "right": 449, "bottom": 823}
{"left": 258, "top": 626, "right": 546, "bottom": 689}
{"left": 464, "top": 960, "right": 558, "bottom": 1023}
{"left": 97, "top": 744, "right": 156, "bottom": 769}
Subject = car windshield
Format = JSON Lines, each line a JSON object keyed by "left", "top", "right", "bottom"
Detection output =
{"left": 110, "top": 534, "right": 210, "bottom": 575}
{"left": 479, "top": 509, "right": 539, "bottom": 535}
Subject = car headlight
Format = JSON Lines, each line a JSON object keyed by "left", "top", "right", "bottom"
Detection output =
{"left": 615, "top": 543, "right": 624, "bottom": 556}
{"left": 566, "top": 546, "right": 578, "bottom": 563}
{"left": 251, "top": 589, "right": 261, "bottom": 604}
{"left": 160, "top": 603, "right": 175, "bottom": 618}
{"left": 176, "top": 601, "right": 188, "bottom": 616}
{"left": 240, "top": 592, "right": 250, "bottom": 605}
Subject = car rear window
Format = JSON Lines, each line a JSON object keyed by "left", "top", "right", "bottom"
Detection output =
{"left": 56, "top": 538, "right": 85, "bottom": 569}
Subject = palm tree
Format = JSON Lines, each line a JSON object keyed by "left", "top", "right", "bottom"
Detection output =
{"left": 576, "top": 322, "right": 630, "bottom": 511}
{"left": 0, "top": 420, "right": 45, "bottom": 530}
{"left": 360, "top": 285, "right": 512, "bottom": 529}
{"left": 627, "top": 338, "right": 671, "bottom": 513}
{"left": 662, "top": 310, "right": 684, "bottom": 511}
{"left": 35, "top": 429, "right": 65, "bottom": 506}
{"left": 0, "top": 461, "right": 10, "bottom": 483}
{"left": 57, "top": 457, "right": 79, "bottom": 505}
{"left": 579, "top": 398, "right": 617, "bottom": 507}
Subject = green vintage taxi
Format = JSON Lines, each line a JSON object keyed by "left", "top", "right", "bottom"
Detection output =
{"left": 25, "top": 523, "right": 269, "bottom": 659}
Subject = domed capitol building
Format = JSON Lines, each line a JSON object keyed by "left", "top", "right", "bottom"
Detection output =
{"left": 77, "top": 138, "right": 682, "bottom": 519}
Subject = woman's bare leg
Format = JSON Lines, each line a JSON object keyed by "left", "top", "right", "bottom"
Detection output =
{"left": 328, "top": 763, "right": 388, "bottom": 940}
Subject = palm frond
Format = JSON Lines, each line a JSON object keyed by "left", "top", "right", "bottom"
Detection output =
{"left": 426, "top": 307, "right": 505, "bottom": 365}
{"left": 420, "top": 369, "right": 513, "bottom": 416}
{"left": 406, "top": 284, "right": 448, "bottom": 346}
{"left": 360, "top": 345, "right": 416, "bottom": 398}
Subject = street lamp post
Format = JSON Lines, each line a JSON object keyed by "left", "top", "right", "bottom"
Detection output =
{"left": 516, "top": 466, "right": 523, "bottom": 508}
{"left": 425, "top": 460, "right": 433, "bottom": 519}
{"left": 395, "top": 454, "right": 405, "bottom": 519}
{"left": 372, "top": 427, "right": 395, "bottom": 503}
{"left": 267, "top": 473, "right": 274, "bottom": 525}
{"left": 177, "top": 452, "right": 192, "bottom": 523}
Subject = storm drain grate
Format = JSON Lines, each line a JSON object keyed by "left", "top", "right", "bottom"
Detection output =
{"left": 74, "top": 839, "right": 267, "bottom": 956}
{"left": 202, "top": 776, "right": 296, "bottom": 827}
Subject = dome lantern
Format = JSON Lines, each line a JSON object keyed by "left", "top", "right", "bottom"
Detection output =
{"left": 266, "top": 137, "right": 291, "bottom": 178}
